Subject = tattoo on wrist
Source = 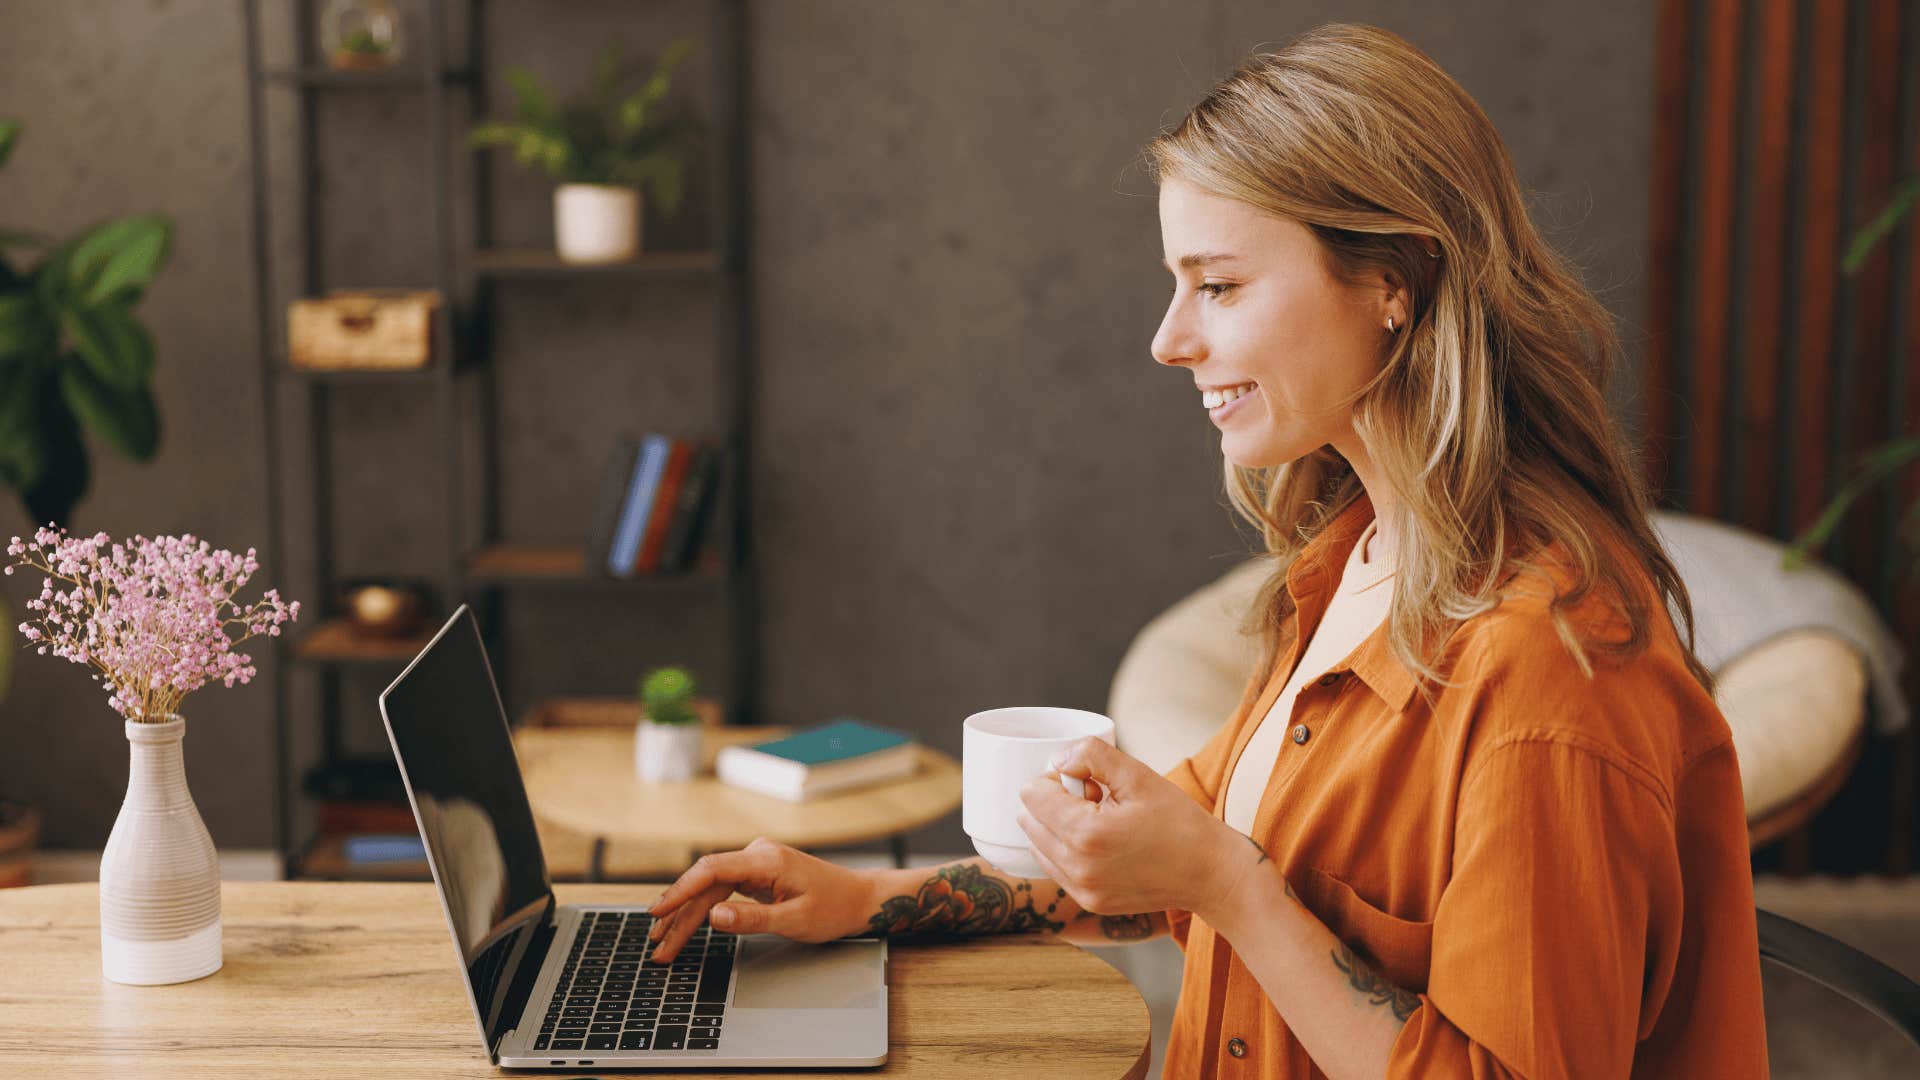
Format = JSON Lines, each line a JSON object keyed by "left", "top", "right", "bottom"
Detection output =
{"left": 1331, "top": 943, "right": 1420, "bottom": 1023}
{"left": 1241, "top": 832, "right": 1270, "bottom": 865}
{"left": 867, "top": 862, "right": 1066, "bottom": 937}
{"left": 1097, "top": 913, "right": 1157, "bottom": 941}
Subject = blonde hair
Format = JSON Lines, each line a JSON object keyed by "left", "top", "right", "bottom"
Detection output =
{"left": 1145, "top": 23, "right": 1710, "bottom": 705}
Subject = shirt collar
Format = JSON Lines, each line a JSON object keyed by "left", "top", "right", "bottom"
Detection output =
{"left": 1284, "top": 494, "right": 1552, "bottom": 713}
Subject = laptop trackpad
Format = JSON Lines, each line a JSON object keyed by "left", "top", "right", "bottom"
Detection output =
{"left": 731, "top": 936, "right": 885, "bottom": 1010}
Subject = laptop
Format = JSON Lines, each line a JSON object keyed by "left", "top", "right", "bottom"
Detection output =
{"left": 377, "top": 605, "right": 890, "bottom": 1070}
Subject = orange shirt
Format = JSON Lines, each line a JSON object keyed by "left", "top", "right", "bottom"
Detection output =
{"left": 1159, "top": 496, "right": 1769, "bottom": 1078}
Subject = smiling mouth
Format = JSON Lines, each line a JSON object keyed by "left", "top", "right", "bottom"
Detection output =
{"left": 1203, "top": 383, "right": 1258, "bottom": 412}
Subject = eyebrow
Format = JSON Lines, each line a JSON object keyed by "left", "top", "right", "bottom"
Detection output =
{"left": 1163, "top": 251, "right": 1246, "bottom": 271}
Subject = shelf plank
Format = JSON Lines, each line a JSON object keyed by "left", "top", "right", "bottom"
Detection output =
{"left": 470, "top": 249, "right": 719, "bottom": 278}
{"left": 292, "top": 833, "right": 430, "bottom": 882}
{"left": 259, "top": 67, "right": 471, "bottom": 88}
{"left": 521, "top": 695, "right": 723, "bottom": 729}
{"left": 290, "top": 617, "right": 434, "bottom": 665}
{"left": 277, "top": 363, "right": 444, "bottom": 385}
{"left": 464, "top": 543, "right": 725, "bottom": 586}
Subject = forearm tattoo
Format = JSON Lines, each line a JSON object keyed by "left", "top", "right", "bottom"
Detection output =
{"left": 1331, "top": 943, "right": 1421, "bottom": 1023}
{"left": 1097, "top": 914, "right": 1157, "bottom": 941}
{"left": 866, "top": 862, "right": 1066, "bottom": 937}
{"left": 1240, "top": 831, "right": 1300, "bottom": 904}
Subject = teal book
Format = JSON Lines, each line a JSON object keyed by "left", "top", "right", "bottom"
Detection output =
{"left": 715, "top": 719, "right": 919, "bottom": 801}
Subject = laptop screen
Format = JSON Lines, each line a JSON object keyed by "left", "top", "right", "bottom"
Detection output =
{"left": 379, "top": 605, "right": 555, "bottom": 1048}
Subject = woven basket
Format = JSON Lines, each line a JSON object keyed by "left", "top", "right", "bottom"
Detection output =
{"left": 288, "top": 289, "right": 439, "bottom": 370}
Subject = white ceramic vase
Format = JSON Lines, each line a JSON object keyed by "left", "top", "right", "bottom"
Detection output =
{"left": 99, "top": 715, "right": 222, "bottom": 985}
{"left": 635, "top": 720, "right": 702, "bottom": 784}
{"left": 554, "top": 183, "right": 641, "bottom": 264}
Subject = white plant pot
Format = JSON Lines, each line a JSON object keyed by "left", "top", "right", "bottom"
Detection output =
{"left": 99, "top": 715, "right": 222, "bottom": 985}
{"left": 635, "top": 720, "right": 703, "bottom": 784}
{"left": 555, "top": 183, "right": 641, "bottom": 264}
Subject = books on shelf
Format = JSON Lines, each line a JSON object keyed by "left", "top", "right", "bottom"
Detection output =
{"left": 587, "top": 433, "right": 725, "bottom": 578}
{"left": 636, "top": 439, "right": 693, "bottom": 574}
{"left": 715, "top": 718, "right": 920, "bottom": 802}
{"left": 607, "top": 434, "right": 670, "bottom": 577}
{"left": 661, "top": 443, "right": 721, "bottom": 574}
{"left": 342, "top": 833, "right": 428, "bottom": 864}
{"left": 316, "top": 800, "right": 418, "bottom": 835}
{"left": 585, "top": 436, "right": 639, "bottom": 576}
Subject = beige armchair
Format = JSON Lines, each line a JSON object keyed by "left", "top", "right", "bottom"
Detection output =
{"left": 1107, "top": 517, "right": 1874, "bottom": 850}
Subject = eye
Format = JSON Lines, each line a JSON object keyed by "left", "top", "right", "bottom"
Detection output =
{"left": 1197, "top": 282, "right": 1236, "bottom": 300}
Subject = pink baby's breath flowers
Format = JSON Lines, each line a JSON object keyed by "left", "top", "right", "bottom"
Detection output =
{"left": 6, "top": 524, "right": 301, "bottom": 722}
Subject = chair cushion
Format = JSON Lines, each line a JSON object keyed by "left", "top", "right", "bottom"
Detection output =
{"left": 1714, "top": 629, "right": 1866, "bottom": 821}
{"left": 1108, "top": 558, "right": 1270, "bottom": 776}
{"left": 1652, "top": 510, "right": 1906, "bottom": 734}
{"left": 1109, "top": 560, "right": 1870, "bottom": 823}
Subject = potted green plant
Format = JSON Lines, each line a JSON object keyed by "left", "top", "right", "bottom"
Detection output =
{"left": 333, "top": 27, "right": 396, "bottom": 70}
{"left": 636, "top": 665, "right": 703, "bottom": 783}
{"left": 0, "top": 119, "right": 171, "bottom": 529}
{"left": 470, "top": 40, "right": 700, "bottom": 265}
{"left": 323, "top": 0, "right": 403, "bottom": 72}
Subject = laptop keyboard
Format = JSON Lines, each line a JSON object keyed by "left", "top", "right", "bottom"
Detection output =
{"left": 535, "top": 910, "right": 736, "bottom": 1053}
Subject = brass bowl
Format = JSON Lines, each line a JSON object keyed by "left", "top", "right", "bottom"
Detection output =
{"left": 339, "top": 580, "right": 429, "bottom": 638}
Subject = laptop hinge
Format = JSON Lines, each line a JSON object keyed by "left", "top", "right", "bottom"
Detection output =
{"left": 490, "top": 901, "right": 558, "bottom": 1054}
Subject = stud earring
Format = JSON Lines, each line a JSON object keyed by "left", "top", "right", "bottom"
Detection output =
{"left": 1386, "top": 315, "right": 1397, "bottom": 332}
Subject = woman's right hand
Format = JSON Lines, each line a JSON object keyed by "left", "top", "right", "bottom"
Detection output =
{"left": 644, "top": 837, "right": 878, "bottom": 963}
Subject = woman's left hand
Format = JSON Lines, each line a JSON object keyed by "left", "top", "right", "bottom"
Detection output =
{"left": 1017, "top": 736, "right": 1266, "bottom": 920}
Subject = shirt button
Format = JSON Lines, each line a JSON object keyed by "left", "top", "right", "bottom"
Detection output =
{"left": 1228, "top": 1036, "right": 1248, "bottom": 1058}
{"left": 1292, "top": 724, "right": 1310, "bottom": 745}
{"left": 1318, "top": 672, "right": 1341, "bottom": 687}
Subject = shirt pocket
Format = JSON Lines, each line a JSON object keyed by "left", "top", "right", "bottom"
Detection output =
{"left": 1300, "top": 866, "right": 1434, "bottom": 993}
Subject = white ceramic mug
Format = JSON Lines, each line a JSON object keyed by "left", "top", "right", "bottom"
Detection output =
{"left": 962, "top": 706, "right": 1116, "bottom": 880}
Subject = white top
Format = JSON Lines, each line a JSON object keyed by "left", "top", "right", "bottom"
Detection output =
{"left": 1220, "top": 519, "right": 1396, "bottom": 833}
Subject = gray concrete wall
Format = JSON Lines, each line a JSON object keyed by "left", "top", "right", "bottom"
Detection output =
{"left": 0, "top": 0, "right": 1655, "bottom": 854}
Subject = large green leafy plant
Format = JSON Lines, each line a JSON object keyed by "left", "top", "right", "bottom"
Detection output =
{"left": 1785, "top": 175, "right": 1919, "bottom": 579}
{"left": 470, "top": 39, "right": 701, "bottom": 216}
{"left": 0, "top": 120, "right": 170, "bottom": 528}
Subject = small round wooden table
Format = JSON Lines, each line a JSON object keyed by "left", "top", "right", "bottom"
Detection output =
{"left": 517, "top": 726, "right": 964, "bottom": 880}
{"left": 0, "top": 882, "right": 1151, "bottom": 1078}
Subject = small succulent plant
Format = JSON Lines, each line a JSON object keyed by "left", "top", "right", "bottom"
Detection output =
{"left": 339, "top": 27, "right": 390, "bottom": 56}
{"left": 639, "top": 665, "right": 698, "bottom": 726}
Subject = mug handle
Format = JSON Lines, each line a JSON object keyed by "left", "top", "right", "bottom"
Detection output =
{"left": 1055, "top": 731, "right": 1115, "bottom": 801}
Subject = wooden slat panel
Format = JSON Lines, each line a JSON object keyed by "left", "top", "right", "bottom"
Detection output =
{"left": 1736, "top": 0, "right": 1800, "bottom": 530}
{"left": 1651, "top": 0, "right": 1917, "bottom": 875}
{"left": 1788, "top": 1, "right": 1850, "bottom": 534}
{"left": 1884, "top": 4, "right": 1920, "bottom": 876}
{"left": 1644, "top": 0, "right": 1697, "bottom": 495}
{"left": 1686, "top": 0, "right": 1750, "bottom": 518}
{"left": 1840, "top": 0, "right": 1906, "bottom": 580}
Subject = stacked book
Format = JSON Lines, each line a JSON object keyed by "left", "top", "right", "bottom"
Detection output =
{"left": 302, "top": 758, "right": 427, "bottom": 866}
{"left": 715, "top": 718, "right": 921, "bottom": 801}
{"left": 588, "top": 434, "right": 724, "bottom": 579}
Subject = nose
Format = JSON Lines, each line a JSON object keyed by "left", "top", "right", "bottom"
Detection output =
{"left": 1150, "top": 294, "right": 1199, "bottom": 369}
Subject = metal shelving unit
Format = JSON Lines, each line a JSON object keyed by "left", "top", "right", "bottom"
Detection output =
{"left": 240, "top": 0, "right": 755, "bottom": 880}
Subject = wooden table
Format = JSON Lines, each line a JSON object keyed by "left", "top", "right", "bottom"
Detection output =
{"left": 517, "top": 726, "right": 964, "bottom": 879}
{"left": 0, "top": 882, "right": 1151, "bottom": 1079}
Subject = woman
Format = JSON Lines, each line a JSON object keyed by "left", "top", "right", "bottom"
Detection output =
{"left": 646, "top": 23, "right": 1769, "bottom": 1078}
